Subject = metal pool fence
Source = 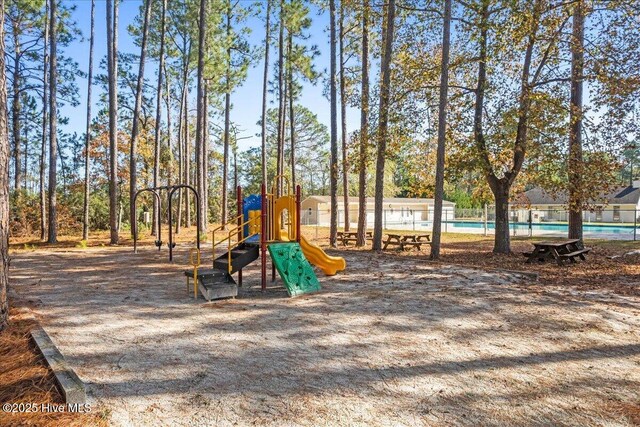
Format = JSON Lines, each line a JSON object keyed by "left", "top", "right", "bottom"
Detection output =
{"left": 303, "top": 206, "right": 640, "bottom": 241}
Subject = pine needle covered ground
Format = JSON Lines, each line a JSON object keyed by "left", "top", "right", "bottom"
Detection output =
{"left": 5, "top": 229, "right": 639, "bottom": 425}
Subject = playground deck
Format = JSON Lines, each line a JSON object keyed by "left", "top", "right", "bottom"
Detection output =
{"left": 9, "top": 245, "right": 640, "bottom": 426}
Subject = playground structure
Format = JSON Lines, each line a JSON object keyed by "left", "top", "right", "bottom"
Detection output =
{"left": 134, "top": 177, "right": 346, "bottom": 301}
{"left": 193, "top": 177, "right": 345, "bottom": 300}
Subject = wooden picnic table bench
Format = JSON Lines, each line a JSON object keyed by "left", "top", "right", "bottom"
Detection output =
{"left": 524, "top": 239, "right": 591, "bottom": 266}
{"left": 337, "top": 231, "right": 372, "bottom": 246}
{"left": 383, "top": 233, "right": 431, "bottom": 251}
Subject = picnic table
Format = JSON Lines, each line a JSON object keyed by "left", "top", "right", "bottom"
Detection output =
{"left": 337, "top": 231, "right": 372, "bottom": 246}
{"left": 383, "top": 233, "right": 431, "bottom": 251}
{"left": 524, "top": 239, "right": 591, "bottom": 266}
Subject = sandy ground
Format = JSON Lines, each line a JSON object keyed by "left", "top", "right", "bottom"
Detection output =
{"left": 8, "top": 245, "right": 640, "bottom": 426}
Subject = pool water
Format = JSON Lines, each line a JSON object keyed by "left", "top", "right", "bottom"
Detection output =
{"left": 423, "top": 221, "right": 638, "bottom": 235}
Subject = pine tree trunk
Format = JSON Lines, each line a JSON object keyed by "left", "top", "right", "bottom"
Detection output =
{"left": 339, "top": 3, "right": 349, "bottom": 232}
{"left": 21, "top": 113, "right": 27, "bottom": 192}
{"left": 222, "top": 3, "right": 231, "bottom": 228}
{"left": 184, "top": 79, "right": 191, "bottom": 228}
{"left": 181, "top": 42, "right": 191, "bottom": 229}
{"left": 356, "top": 0, "right": 369, "bottom": 247}
{"left": 129, "top": 0, "right": 152, "bottom": 238}
{"left": 233, "top": 146, "right": 238, "bottom": 197}
{"left": 429, "top": 0, "right": 451, "bottom": 260}
{"left": 222, "top": 95, "right": 230, "bottom": 227}
{"left": 372, "top": 0, "right": 396, "bottom": 251}
{"left": 0, "top": 0, "right": 10, "bottom": 332}
{"left": 195, "top": 0, "right": 207, "bottom": 235}
{"left": 152, "top": 0, "right": 167, "bottom": 237}
{"left": 288, "top": 33, "right": 295, "bottom": 190}
{"left": 276, "top": 0, "right": 284, "bottom": 196}
{"left": 165, "top": 63, "right": 173, "bottom": 187}
{"left": 203, "top": 80, "right": 209, "bottom": 226}
{"left": 47, "top": 0, "right": 58, "bottom": 244}
{"left": 568, "top": 0, "right": 584, "bottom": 241}
{"left": 280, "top": 75, "right": 286, "bottom": 192}
{"left": 329, "top": 0, "right": 338, "bottom": 247}
{"left": 260, "top": 0, "right": 271, "bottom": 186}
{"left": 176, "top": 78, "right": 185, "bottom": 234}
{"left": 39, "top": 0, "right": 49, "bottom": 241}
{"left": 21, "top": 123, "right": 27, "bottom": 190}
{"left": 12, "top": 21, "right": 21, "bottom": 191}
{"left": 82, "top": 0, "right": 95, "bottom": 241}
{"left": 106, "top": 0, "right": 119, "bottom": 245}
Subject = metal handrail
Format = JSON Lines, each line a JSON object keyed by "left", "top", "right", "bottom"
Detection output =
{"left": 212, "top": 214, "right": 247, "bottom": 266}
{"left": 223, "top": 231, "right": 260, "bottom": 274}
{"left": 211, "top": 214, "right": 243, "bottom": 234}
{"left": 212, "top": 217, "right": 258, "bottom": 274}
{"left": 213, "top": 218, "right": 253, "bottom": 249}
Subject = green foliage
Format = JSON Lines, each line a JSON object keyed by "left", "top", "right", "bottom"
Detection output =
{"left": 6, "top": 0, "right": 640, "bottom": 242}
{"left": 9, "top": 191, "right": 41, "bottom": 237}
{"left": 86, "top": 186, "right": 111, "bottom": 231}
{"left": 240, "top": 105, "right": 330, "bottom": 195}
{"left": 444, "top": 189, "right": 479, "bottom": 210}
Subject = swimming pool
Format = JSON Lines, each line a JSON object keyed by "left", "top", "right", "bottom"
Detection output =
{"left": 421, "top": 220, "right": 638, "bottom": 235}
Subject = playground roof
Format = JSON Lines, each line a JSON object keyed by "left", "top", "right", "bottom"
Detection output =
{"left": 302, "top": 196, "right": 456, "bottom": 206}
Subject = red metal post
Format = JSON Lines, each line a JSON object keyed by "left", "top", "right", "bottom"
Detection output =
{"left": 237, "top": 186, "right": 243, "bottom": 243}
{"left": 296, "top": 185, "right": 301, "bottom": 243}
{"left": 261, "top": 183, "right": 267, "bottom": 291}
{"left": 237, "top": 186, "right": 243, "bottom": 287}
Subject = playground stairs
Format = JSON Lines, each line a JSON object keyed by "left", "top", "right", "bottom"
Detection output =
{"left": 214, "top": 243, "right": 260, "bottom": 274}
{"left": 186, "top": 243, "right": 259, "bottom": 302}
{"left": 185, "top": 268, "right": 238, "bottom": 302}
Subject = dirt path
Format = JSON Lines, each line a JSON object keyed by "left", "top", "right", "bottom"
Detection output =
{"left": 9, "top": 246, "right": 640, "bottom": 426}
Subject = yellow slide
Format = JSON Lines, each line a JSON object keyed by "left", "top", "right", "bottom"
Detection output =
{"left": 299, "top": 235, "right": 346, "bottom": 276}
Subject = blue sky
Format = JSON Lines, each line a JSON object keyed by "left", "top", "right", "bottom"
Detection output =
{"left": 61, "top": 0, "right": 362, "bottom": 152}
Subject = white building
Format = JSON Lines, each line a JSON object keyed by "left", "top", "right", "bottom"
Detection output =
{"left": 514, "top": 181, "right": 640, "bottom": 224}
{"left": 300, "top": 196, "right": 456, "bottom": 228}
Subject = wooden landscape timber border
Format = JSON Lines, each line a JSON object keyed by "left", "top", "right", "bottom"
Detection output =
{"left": 7, "top": 288, "right": 87, "bottom": 405}
{"left": 29, "top": 325, "right": 87, "bottom": 405}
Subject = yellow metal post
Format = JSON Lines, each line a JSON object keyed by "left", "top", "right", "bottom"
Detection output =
{"left": 189, "top": 248, "right": 201, "bottom": 300}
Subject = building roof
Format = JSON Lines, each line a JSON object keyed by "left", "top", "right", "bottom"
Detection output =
{"left": 518, "top": 185, "right": 640, "bottom": 207}
{"left": 303, "top": 195, "right": 456, "bottom": 206}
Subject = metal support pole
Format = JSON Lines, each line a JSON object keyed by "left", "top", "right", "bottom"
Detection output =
{"left": 483, "top": 204, "right": 488, "bottom": 236}
{"left": 168, "top": 190, "right": 174, "bottom": 258}
{"left": 445, "top": 209, "right": 448, "bottom": 233}
{"left": 194, "top": 189, "right": 201, "bottom": 251}
{"left": 237, "top": 185, "right": 243, "bottom": 287}
{"left": 260, "top": 183, "right": 267, "bottom": 291}
{"left": 296, "top": 185, "right": 301, "bottom": 242}
{"left": 237, "top": 186, "right": 243, "bottom": 244}
{"left": 156, "top": 197, "right": 162, "bottom": 250}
